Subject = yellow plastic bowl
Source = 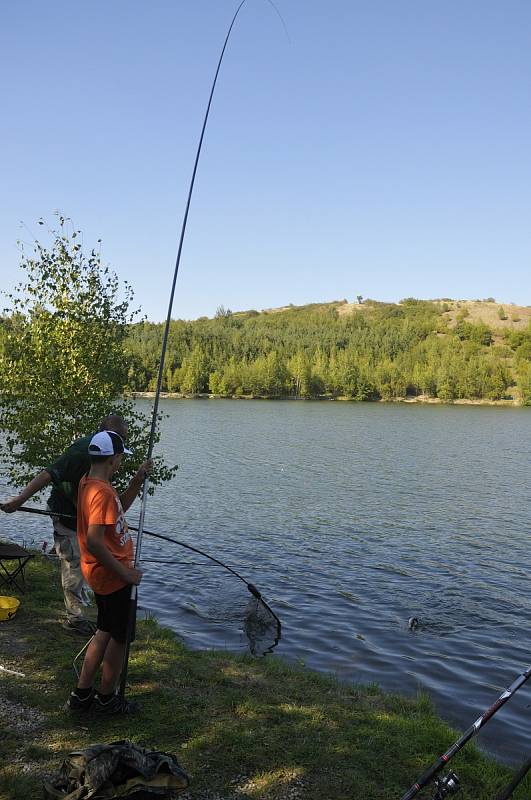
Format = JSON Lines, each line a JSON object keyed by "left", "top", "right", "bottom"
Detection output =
{"left": 0, "top": 596, "right": 20, "bottom": 621}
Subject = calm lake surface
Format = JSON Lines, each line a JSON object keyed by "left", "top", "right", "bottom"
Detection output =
{"left": 3, "top": 399, "right": 531, "bottom": 764}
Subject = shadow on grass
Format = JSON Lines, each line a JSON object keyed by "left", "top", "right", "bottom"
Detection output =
{"left": 1, "top": 558, "right": 529, "bottom": 800}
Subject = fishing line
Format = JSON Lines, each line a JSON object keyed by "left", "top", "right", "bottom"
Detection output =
{"left": 140, "top": 559, "right": 247, "bottom": 567}
{"left": 131, "top": 525, "right": 282, "bottom": 657}
{"left": 129, "top": 523, "right": 281, "bottom": 627}
{"left": 119, "top": 0, "right": 288, "bottom": 694}
{"left": 133, "top": 530, "right": 282, "bottom": 657}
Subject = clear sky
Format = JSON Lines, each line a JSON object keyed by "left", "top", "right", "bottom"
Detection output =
{"left": 1, "top": 0, "right": 530, "bottom": 321}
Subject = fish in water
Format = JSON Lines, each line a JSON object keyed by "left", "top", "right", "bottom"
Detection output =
{"left": 408, "top": 617, "right": 419, "bottom": 630}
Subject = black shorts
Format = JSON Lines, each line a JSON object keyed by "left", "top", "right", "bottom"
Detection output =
{"left": 95, "top": 585, "right": 135, "bottom": 643}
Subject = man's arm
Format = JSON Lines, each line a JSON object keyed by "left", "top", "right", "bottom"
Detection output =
{"left": 1, "top": 438, "right": 84, "bottom": 514}
{"left": 86, "top": 525, "right": 143, "bottom": 585}
{"left": 119, "top": 459, "right": 153, "bottom": 513}
{"left": 1, "top": 470, "right": 52, "bottom": 513}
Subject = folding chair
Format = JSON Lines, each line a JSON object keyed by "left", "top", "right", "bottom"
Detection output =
{"left": 0, "top": 543, "right": 34, "bottom": 594}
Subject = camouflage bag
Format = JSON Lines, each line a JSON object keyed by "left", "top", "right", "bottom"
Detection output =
{"left": 43, "top": 739, "right": 189, "bottom": 799}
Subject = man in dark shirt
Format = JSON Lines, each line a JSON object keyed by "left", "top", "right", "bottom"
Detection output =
{"left": 1, "top": 414, "right": 129, "bottom": 635}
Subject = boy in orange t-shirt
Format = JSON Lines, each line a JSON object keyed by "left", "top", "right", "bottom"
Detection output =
{"left": 66, "top": 430, "right": 152, "bottom": 715}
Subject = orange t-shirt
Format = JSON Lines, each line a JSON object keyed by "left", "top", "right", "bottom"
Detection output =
{"left": 77, "top": 475, "right": 134, "bottom": 595}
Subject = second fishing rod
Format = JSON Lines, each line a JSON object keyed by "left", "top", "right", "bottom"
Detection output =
{"left": 400, "top": 662, "right": 531, "bottom": 800}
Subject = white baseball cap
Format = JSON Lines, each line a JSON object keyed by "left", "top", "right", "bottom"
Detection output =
{"left": 88, "top": 430, "right": 133, "bottom": 456}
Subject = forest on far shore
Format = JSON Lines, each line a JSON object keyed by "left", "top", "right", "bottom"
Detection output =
{"left": 124, "top": 299, "right": 531, "bottom": 404}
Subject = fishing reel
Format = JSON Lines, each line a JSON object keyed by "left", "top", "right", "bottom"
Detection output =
{"left": 432, "top": 772, "right": 460, "bottom": 799}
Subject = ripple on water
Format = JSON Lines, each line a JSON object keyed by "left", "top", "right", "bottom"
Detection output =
{"left": 3, "top": 400, "right": 531, "bottom": 765}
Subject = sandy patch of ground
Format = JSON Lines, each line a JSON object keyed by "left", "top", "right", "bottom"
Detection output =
{"left": 439, "top": 300, "right": 531, "bottom": 330}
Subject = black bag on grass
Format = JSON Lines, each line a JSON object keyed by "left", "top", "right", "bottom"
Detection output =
{"left": 43, "top": 739, "right": 189, "bottom": 799}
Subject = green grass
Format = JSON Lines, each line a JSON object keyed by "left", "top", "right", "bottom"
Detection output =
{"left": 0, "top": 557, "right": 528, "bottom": 799}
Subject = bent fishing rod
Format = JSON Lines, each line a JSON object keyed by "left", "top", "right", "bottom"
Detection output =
{"left": 400, "top": 663, "right": 531, "bottom": 800}
{"left": 128, "top": 523, "right": 281, "bottom": 629}
{"left": 16, "top": 505, "right": 280, "bottom": 622}
{"left": 17, "top": 504, "right": 281, "bottom": 667}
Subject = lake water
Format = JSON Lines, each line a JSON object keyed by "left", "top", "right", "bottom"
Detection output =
{"left": 3, "top": 399, "right": 531, "bottom": 765}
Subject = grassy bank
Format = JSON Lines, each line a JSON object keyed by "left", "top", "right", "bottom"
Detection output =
{"left": 0, "top": 556, "right": 526, "bottom": 800}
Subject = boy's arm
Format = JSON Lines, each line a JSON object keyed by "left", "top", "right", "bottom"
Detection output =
{"left": 119, "top": 459, "right": 153, "bottom": 512}
{"left": 86, "top": 525, "right": 142, "bottom": 584}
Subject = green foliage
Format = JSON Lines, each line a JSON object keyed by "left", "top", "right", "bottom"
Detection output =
{"left": 0, "top": 217, "right": 178, "bottom": 491}
{"left": 287, "top": 351, "right": 313, "bottom": 397}
{"left": 519, "top": 363, "right": 531, "bottom": 405}
{"left": 515, "top": 341, "right": 531, "bottom": 364}
{"left": 498, "top": 306, "right": 508, "bottom": 320}
{"left": 454, "top": 320, "right": 493, "bottom": 346}
{"left": 124, "top": 300, "right": 517, "bottom": 403}
{"left": 492, "top": 344, "right": 513, "bottom": 359}
{"left": 505, "top": 323, "right": 531, "bottom": 355}
{"left": 179, "top": 344, "right": 209, "bottom": 394}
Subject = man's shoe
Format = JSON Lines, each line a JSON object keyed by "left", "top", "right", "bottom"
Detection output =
{"left": 61, "top": 618, "right": 96, "bottom": 636}
{"left": 93, "top": 693, "right": 140, "bottom": 714}
{"left": 65, "top": 688, "right": 95, "bottom": 712}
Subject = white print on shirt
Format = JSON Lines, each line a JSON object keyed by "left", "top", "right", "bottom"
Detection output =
{"left": 113, "top": 496, "right": 131, "bottom": 547}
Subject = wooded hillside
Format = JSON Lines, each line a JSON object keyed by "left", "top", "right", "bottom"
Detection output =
{"left": 124, "top": 299, "right": 531, "bottom": 404}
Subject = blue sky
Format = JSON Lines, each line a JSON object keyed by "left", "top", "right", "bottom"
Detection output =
{"left": 1, "top": 0, "right": 530, "bottom": 321}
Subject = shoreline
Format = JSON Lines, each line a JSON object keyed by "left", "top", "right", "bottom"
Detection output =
{"left": 128, "top": 391, "right": 521, "bottom": 407}
{"left": 0, "top": 556, "right": 520, "bottom": 799}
